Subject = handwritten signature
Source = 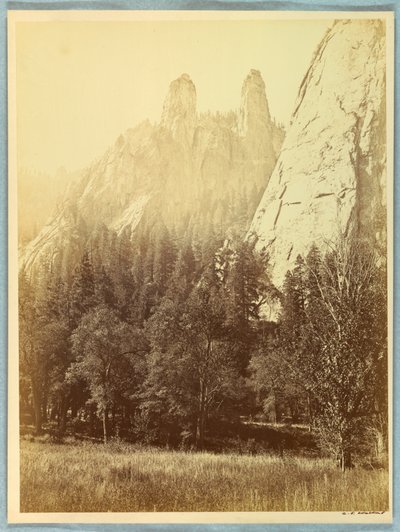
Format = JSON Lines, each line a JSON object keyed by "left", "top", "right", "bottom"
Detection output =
{"left": 342, "top": 511, "right": 386, "bottom": 515}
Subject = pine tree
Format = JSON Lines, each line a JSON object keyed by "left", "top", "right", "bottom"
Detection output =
{"left": 115, "top": 229, "right": 135, "bottom": 317}
{"left": 223, "top": 240, "right": 274, "bottom": 373}
{"left": 152, "top": 221, "right": 176, "bottom": 299}
{"left": 69, "top": 251, "right": 96, "bottom": 328}
{"left": 166, "top": 241, "right": 196, "bottom": 303}
{"left": 94, "top": 265, "right": 116, "bottom": 309}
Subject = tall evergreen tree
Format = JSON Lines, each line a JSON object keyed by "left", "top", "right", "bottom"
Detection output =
{"left": 69, "top": 251, "right": 96, "bottom": 328}
{"left": 153, "top": 221, "right": 176, "bottom": 299}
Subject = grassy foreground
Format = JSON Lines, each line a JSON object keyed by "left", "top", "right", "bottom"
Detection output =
{"left": 20, "top": 439, "right": 388, "bottom": 512}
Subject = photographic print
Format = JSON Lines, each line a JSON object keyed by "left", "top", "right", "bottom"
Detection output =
{"left": 7, "top": 9, "right": 394, "bottom": 524}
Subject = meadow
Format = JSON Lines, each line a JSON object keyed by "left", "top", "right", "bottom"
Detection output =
{"left": 20, "top": 438, "right": 389, "bottom": 513}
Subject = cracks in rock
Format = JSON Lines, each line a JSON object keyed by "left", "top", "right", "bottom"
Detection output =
{"left": 266, "top": 236, "right": 276, "bottom": 249}
{"left": 292, "top": 31, "right": 333, "bottom": 121}
{"left": 273, "top": 200, "right": 283, "bottom": 229}
{"left": 336, "top": 94, "right": 348, "bottom": 115}
{"left": 277, "top": 161, "right": 283, "bottom": 184}
{"left": 314, "top": 62, "right": 325, "bottom": 87}
{"left": 336, "top": 96, "right": 363, "bottom": 128}
{"left": 279, "top": 184, "right": 287, "bottom": 199}
{"left": 300, "top": 113, "right": 320, "bottom": 133}
{"left": 338, "top": 187, "right": 356, "bottom": 199}
{"left": 313, "top": 187, "right": 355, "bottom": 202}
{"left": 315, "top": 192, "right": 334, "bottom": 199}
{"left": 295, "top": 139, "right": 315, "bottom": 148}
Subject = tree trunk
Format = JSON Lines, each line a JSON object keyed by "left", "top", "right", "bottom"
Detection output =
{"left": 70, "top": 401, "right": 78, "bottom": 420}
{"left": 50, "top": 406, "right": 57, "bottom": 422}
{"left": 339, "top": 448, "right": 352, "bottom": 472}
{"left": 199, "top": 414, "right": 205, "bottom": 450}
{"left": 111, "top": 405, "right": 116, "bottom": 436}
{"left": 307, "top": 392, "right": 313, "bottom": 432}
{"left": 42, "top": 390, "right": 48, "bottom": 424}
{"left": 271, "top": 388, "right": 277, "bottom": 424}
{"left": 102, "top": 408, "right": 108, "bottom": 444}
{"left": 196, "top": 381, "right": 206, "bottom": 450}
{"left": 58, "top": 396, "right": 69, "bottom": 435}
{"left": 89, "top": 404, "right": 96, "bottom": 437}
{"left": 59, "top": 410, "right": 66, "bottom": 435}
{"left": 31, "top": 379, "right": 42, "bottom": 434}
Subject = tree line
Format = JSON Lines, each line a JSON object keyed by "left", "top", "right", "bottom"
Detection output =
{"left": 19, "top": 217, "right": 387, "bottom": 470}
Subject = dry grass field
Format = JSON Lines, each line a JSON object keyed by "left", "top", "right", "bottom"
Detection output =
{"left": 20, "top": 438, "right": 389, "bottom": 513}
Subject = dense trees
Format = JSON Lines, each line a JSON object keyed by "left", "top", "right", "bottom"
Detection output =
{"left": 249, "top": 239, "right": 387, "bottom": 469}
{"left": 300, "top": 240, "right": 387, "bottom": 470}
{"left": 139, "top": 236, "right": 266, "bottom": 448}
{"left": 19, "top": 270, "right": 70, "bottom": 433}
{"left": 69, "top": 305, "right": 143, "bottom": 443}
{"left": 19, "top": 223, "right": 387, "bottom": 466}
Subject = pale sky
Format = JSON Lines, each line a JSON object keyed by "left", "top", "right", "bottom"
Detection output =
{"left": 15, "top": 18, "right": 331, "bottom": 175}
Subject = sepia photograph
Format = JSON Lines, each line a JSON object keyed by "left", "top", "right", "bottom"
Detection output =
{"left": 7, "top": 9, "right": 394, "bottom": 524}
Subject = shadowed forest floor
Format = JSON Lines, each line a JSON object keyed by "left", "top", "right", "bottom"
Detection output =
{"left": 20, "top": 438, "right": 389, "bottom": 513}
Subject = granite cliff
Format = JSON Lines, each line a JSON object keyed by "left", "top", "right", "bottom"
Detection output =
{"left": 248, "top": 19, "right": 387, "bottom": 286}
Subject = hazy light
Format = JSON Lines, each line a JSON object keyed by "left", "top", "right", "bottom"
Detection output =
{"left": 16, "top": 19, "right": 331, "bottom": 175}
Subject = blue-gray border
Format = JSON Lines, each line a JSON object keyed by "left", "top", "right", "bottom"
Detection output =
{"left": 0, "top": 1, "right": 398, "bottom": 530}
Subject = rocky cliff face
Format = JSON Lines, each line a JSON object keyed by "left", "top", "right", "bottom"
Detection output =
{"left": 21, "top": 70, "right": 284, "bottom": 279}
{"left": 239, "top": 69, "right": 280, "bottom": 193}
{"left": 248, "top": 20, "right": 387, "bottom": 287}
{"left": 160, "top": 72, "right": 197, "bottom": 148}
